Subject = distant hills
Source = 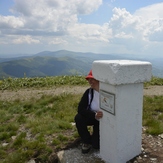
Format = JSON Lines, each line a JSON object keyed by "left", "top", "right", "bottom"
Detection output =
{"left": 0, "top": 50, "right": 163, "bottom": 79}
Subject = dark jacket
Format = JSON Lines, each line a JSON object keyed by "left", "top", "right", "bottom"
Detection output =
{"left": 78, "top": 88, "right": 96, "bottom": 120}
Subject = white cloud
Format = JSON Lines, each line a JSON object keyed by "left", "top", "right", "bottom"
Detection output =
{"left": 69, "top": 23, "right": 111, "bottom": 42}
{"left": 134, "top": 3, "right": 163, "bottom": 42}
{"left": 73, "top": 0, "right": 102, "bottom": 14}
{"left": 0, "top": 0, "right": 163, "bottom": 56}
{"left": 134, "top": 3, "right": 163, "bottom": 19}
{"left": 13, "top": 35, "right": 40, "bottom": 44}
{"left": 102, "top": 3, "right": 163, "bottom": 55}
{"left": 49, "top": 38, "right": 68, "bottom": 45}
{"left": 0, "top": 0, "right": 104, "bottom": 48}
{"left": 109, "top": 8, "right": 140, "bottom": 34}
{"left": 0, "top": 16, "right": 24, "bottom": 29}
{"left": 9, "top": 0, "right": 102, "bottom": 31}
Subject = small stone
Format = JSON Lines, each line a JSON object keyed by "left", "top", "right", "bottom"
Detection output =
{"left": 70, "top": 122, "right": 75, "bottom": 126}
{"left": 142, "top": 127, "right": 146, "bottom": 131}
{"left": 27, "top": 159, "right": 35, "bottom": 163}
{"left": 157, "top": 141, "right": 161, "bottom": 146}
{"left": 148, "top": 135, "right": 152, "bottom": 138}
{"left": 142, "top": 151, "right": 146, "bottom": 154}
{"left": 137, "top": 156, "right": 142, "bottom": 160}
{"left": 57, "top": 150, "right": 64, "bottom": 162}
{"left": 11, "top": 136, "right": 17, "bottom": 140}
{"left": 159, "top": 134, "right": 163, "bottom": 139}
{"left": 2, "top": 143, "right": 8, "bottom": 147}
{"left": 150, "top": 158, "right": 157, "bottom": 161}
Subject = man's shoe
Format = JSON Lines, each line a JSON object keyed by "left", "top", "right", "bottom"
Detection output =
{"left": 82, "top": 144, "right": 91, "bottom": 154}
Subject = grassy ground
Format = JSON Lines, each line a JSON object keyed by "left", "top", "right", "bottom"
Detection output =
{"left": 0, "top": 76, "right": 163, "bottom": 162}
{"left": 0, "top": 93, "right": 81, "bottom": 163}
{"left": 143, "top": 95, "right": 163, "bottom": 135}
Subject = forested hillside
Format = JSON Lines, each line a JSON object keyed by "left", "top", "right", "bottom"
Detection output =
{"left": 0, "top": 50, "right": 163, "bottom": 78}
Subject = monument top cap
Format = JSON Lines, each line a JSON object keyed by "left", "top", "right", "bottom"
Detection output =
{"left": 92, "top": 60, "right": 152, "bottom": 85}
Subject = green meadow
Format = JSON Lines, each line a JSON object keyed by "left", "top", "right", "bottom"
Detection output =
{"left": 0, "top": 76, "right": 163, "bottom": 162}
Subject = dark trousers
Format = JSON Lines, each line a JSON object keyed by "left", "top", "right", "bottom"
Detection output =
{"left": 74, "top": 113, "right": 100, "bottom": 149}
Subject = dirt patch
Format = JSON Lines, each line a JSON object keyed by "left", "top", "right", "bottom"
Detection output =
{"left": 1, "top": 85, "right": 163, "bottom": 102}
{"left": 0, "top": 86, "right": 89, "bottom": 101}
{"left": 143, "top": 85, "right": 163, "bottom": 96}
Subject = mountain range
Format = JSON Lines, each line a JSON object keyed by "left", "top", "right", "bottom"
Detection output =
{"left": 0, "top": 50, "right": 163, "bottom": 79}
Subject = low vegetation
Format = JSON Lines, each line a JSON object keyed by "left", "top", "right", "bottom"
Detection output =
{"left": 0, "top": 76, "right": 163, "bottom": 162}
{"left": 143, "top": 96, "right": 163, "bottom": 135}
{"left": 0, "top": 75, "right": 88, "bottom": 91}
{"left": 0, "top": 93, "right": 81, "bottom": 163}
{"left": 144, "top": 76, "right": 163, "bottom": 87}
{"left": 0, "top": 75, "right": 162, "bottom": 91}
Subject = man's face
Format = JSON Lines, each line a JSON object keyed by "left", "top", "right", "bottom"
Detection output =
{"left": 87, "top": 78, "right": 99, "bottom": 89}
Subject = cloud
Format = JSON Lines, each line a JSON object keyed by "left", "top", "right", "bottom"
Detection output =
{"left": 9, "top": 0, "right": 102, "bottom": 31}
{"left": 134, "top": 3, "right": 163, "bottom": 19}
{"left": 103, "top": 3, "right": 163, "bottom": 54}
{"left": 134, "top": 3, "right": 163, "bottom": 42}
{"left": 0, "top": 15, "right": 24, "bottom": 29}
{"left": 11, "top": 0, "right": 102, "bottom": 16}
{"left": 49, "top": 37, "right": 68, "bottom": 45}
{"left": 0, "top": 0, "right": 163, "bottom": 56}
{"left": 0, "top": 0, "right": 103, "bottom": 46}
{"left": 109, "top": 8, "right": 140, "bottom": 35}
{"left": 69, "top": 23, "right": 111, "bottom": 42}
{"left": 0, "top": 0, "right": 102, "bottom": 36}
{"left": 13, "top": 35, "right": 40, "bottom": 44}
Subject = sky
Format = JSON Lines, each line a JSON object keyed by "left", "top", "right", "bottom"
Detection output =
{"left": 0, "top": 0, "right": 163, "bottom": 57}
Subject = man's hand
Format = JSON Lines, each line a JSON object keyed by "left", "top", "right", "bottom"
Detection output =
{"left": 95, "top": 110, "right": 103, "bottom": 119}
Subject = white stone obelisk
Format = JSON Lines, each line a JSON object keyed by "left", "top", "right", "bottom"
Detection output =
{"left": 92, "top": 60, "right": 152, "bottom": 163}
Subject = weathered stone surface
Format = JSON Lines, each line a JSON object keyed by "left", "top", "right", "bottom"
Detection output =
{"left": 92, "top": 60, "right": 152, "bottom": 85}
